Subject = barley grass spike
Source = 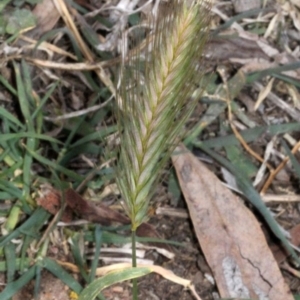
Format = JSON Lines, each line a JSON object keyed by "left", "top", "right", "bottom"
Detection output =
{"left": 116, "top": 0, "right": 211, "bottom": 230}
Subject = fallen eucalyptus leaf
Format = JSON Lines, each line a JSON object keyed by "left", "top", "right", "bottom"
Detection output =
{"left": 172, "top": 144, "right": 293, "bottom": 300}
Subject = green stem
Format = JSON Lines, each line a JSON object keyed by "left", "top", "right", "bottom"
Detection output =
{"left": 131, "top": 229, "right": 138, "bottom": 300}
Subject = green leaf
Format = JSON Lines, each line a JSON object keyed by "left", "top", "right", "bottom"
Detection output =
{"left": 70, "top": 126, "right": 117, "bottom": 148}
{"left": 0, "top": 208, "right": 49, "bottom": 247}
{"left": 281, "top": 139, "right": 300, "bottom": 179}
{"left": 4, "top": 242, "right": 16, "bottom": 283}
{"left": 0, "top": 14, "right": 7, "bottom": 34}
{"left": 26, "top": 0, "right": 43, "bottom": 4}
{"left": 34, "top": 264, "right": 42, "bottom": 299}
{"left": 0, "top": 0, "right": 11, "bottom": 13}
{"left": 168, "top": 170, "right": 181, "bottom": 206}
{"left": 247, "top": 61, "right": 300, "bottom": 84}
{"left": 0, "top": 132, "right": 61, "bottom": 143}
{"left": 22, "top": 144, "right": 83, "bottom": 181}
{"left": 225, "top": 145, "right": 257, "bottom": 178}
{"left": 43, "top": 258, "right": 83, "bottom": 294}
{"left": 0, "top": 106, "right": 25, "bottom": 129}
{"left": 0, "top": 265, "right": 36, "bottom": 300}
{"left": 0, "top": 258, "right": 31, "bottom": 272}
{"left": 0, "top": 180, "right": 22, "bottom": 199}
{"left": 185, "top": 71, "right": 246, "bottom": 145}
{"left": 6, "top": 8, "right": 36, "bottom": 35}
{"left": 89, "top": 225, "right": 102, "bottom": 283}
{"left": 79, "top": 267, "right": 151, "bottom": 300}
{"left": 0, "top": 74, "right": 17, "bottom": 96}
{"left": 70, "top": 233, "right": 89, "bottom": 283}
{"left": 202, "top": 123, "right": 300, "bottom": 149}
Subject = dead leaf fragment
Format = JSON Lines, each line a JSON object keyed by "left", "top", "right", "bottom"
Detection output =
{"left": 172, "top": 144, "right": 293, "bottom": 300}
{"left": 31, "top": 0, "right": 60, "bottom": 38}
{"left": 37, "top": 186, "right": 171, "bottom": 250}
{"left": 65, "top": 189, "right": 172, "bottom": 251}
{"left": 205, "top": 36, "right": 269, "bottom": 62}
{"left": 36, "top": 184, "right": 73, "bottom": 222}
{"left": 64, "top": 188, "right": 129, "bottom": 225}
{"left": 232, "top": 0, "right": 261, "bottom": 13}
{"left": 254, "top": 77, "right": 275, "bottom": 111}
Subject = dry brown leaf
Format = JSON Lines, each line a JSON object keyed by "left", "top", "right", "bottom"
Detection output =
{"left": 172, "top": 144, "right": 293, "bottom": 300}
{"left": 205, "top": 36, "right": 269, "bottom": 62}
{"left": 64, "top": 189, "right": 171, "bottom": 251}
{"left": 232, "top": 0, "right": 261, "bottom": 13}
{"left": 36, "top": 184, "right": 73, "bottom": 222}
{"left": 290, "top": 0, "right": 300, "bottom": 9}
{"left": 254, "top": 77, "right": 275, "bottom": 111}
{"left": 282, "top": 1, "right": 300, "bottom": 31}
{"left": 64, "top": 188, "right": 130, "bottom": 225}
{"left": 31, "top": 0, "right": 60, "bottom": 38}
{"left": 286, "top": 83, "right": 300, "bottom": 109}
{"left": 264, "top": 13, "right": 279, "bottom": 39}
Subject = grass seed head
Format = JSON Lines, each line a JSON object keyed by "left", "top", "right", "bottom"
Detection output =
{"left": 116, "top": 0, "right": 211, "bottom": 230}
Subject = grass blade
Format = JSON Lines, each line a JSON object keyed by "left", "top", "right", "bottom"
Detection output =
{"left": 79, "top": 267, "right": 151, "bottom": 300}
{"left": 0, "top": 265, "right": 36, "bottom": 300}
{"left": 43, "top": 257, "right": 83, "bottom": 294}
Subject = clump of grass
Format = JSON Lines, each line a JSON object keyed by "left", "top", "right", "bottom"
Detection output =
{"left": 116, "top": 0, "right": 211, "bottom": 232}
